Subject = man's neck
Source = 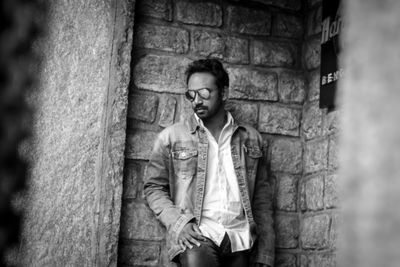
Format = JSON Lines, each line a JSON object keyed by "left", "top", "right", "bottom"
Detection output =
{"left": 202, "top": 107, "right": 227, "bottom": 141}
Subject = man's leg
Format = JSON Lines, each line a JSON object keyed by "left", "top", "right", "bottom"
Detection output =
{"left": 178, "top": 237, "right": 220, "bottom": 267}
{"left": 221, "top": 251, "right": 249, "bottom": 267}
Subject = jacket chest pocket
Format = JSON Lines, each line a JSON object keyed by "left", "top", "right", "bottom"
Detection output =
{"left": 244, "top": 145, "right": 262, "bottom": 176}
{"left": 172, "top": 149, "right": 198, "bottom": 180}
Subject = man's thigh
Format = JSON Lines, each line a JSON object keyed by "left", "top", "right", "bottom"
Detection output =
{"left": 178, "top": 238, "right": 220, "bottom": 267}
{"left": 221, "top": 250, "right": 250, "bottom": 267}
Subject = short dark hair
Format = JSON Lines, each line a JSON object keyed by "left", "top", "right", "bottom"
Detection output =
{"left": 185, "top": 59, "right": 229, "bottom": 91}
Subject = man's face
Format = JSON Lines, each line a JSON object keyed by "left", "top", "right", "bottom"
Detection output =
{"left": 187, "top": 72, "right": 223, "bottom": 120}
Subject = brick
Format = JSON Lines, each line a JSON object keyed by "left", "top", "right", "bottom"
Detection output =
{"left": 328, "top": 135, "right": 338, "bottom": 170}
{"left": 136, "top": 0, "right": 172, "bottom": 21}
{"left": 325, "top": 174, "right": 338, "bottom": 208}
{"left": 225, "top": 100, "right": 258, "bottom": 127}
{"left": 307, "top": 69, "right": 320, "bottom": 102}
{"left": 122, "top": 160, "right": 145, "bottom": 199}
{"left": 225, "top": 37, "right": 249, "bottom": 64}
{"left": 133, "top": 55, "right": 192, "bottom": 94}
{"left": 134, "top": 24, "right": 189, "bottom": 54}
{"left": 259, "top": 104, "right": 301, "bottom": 136}
{"left": 192, "top": 30, "right": 224, "bottom": 59}
{"left": 120, "top": 201, "right": 165, "bottom": 240}
{"left": 302, "top": 101, "right": 323, "bottom": 140}
{"left": 300, "top": 175, "right": 324, "bottom": 211}
{"left": 329, "top": 213, "right": 339, "bottom": 249}
{"left": 227, "top": 66, "right": 278, "bottom": 101}
{"left": 276, "top": 253, "right": 297, "bottom": 267}
{"left": 303, "top": 37, "right": 321, "bottom": 70}
{"left": 126, "top": 130, "right": 158, "bottom": 160}
{"left": 253, "top": 40, "right": 297, "bottom": 67}
{"left": 251, "top": 0, "right": 301, "bottom": 11}
{"left": 275, "top": 214, "right": 299, "bottom": 248}
{"left": 227, "top": 6, "right": 271, "bottom": 35}
{"left": 176, "top": 1, "right": 222, "bottom": 26}
{"left": 273, "top": 13, "right": 303, "bottom": 39}
{"left": 275, "top": 174, "right": 298, "bottom": 211}
{"left": 307, "top": 6, "right": 322, "bottom": 36}
{"left": 176, "top": 94, "right": 195, "bottom": 124}
{"left": 301, "top": 214, "right": 330, "bottom": 249}
{"left": 128, "top": 93, "right": 158, "bottom": 123}
{"left": 300, "top": 253, "right": 336, "bottom": 267}
{"left": 270, "top": 138, "right": 302, "bottom": 174}
{"left": 324, "top": 110, "right": 340, "bottom": 135}
{"left": 304, "top": 139, "right": 328, "bottom": 174}
{"left": 279, "top": 71, "right": 306, "bottom": 104}
{"left": 118, "top": 241, "right": 161, "bottom": 266}
{"left": 159, "top": 95, "right": 177, "bottom": 128}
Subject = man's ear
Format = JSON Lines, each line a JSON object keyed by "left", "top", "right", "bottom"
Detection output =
{"left": 222, "top": 86, "right": 228, "bottom": 102}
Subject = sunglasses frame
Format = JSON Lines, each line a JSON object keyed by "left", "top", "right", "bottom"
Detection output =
{"left": 185, "top": 88, "right": 212, "bottom": 102}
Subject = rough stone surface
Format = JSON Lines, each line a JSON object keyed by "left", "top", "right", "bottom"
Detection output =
{"left": 225, "top": 100, "right": 258, "bottom": 127}
{"left": 126, "top": 130, "right": 158, "bottom": 160}
{"left": 120, "top": 201, "right": 165, "bottom": 240}
{"left": 329, "top": 213, "right": 339, "bottom": 249}
{"left": 279, "top": 71, "right": 306, "bottom": 104}
{"left": 251, "top": 0, "right": 301, "bottom": 11}
{"left": 259, "top": 104, "right": 301, "bottom": 136}
{"left": 275, "top": 214, "right": 300, "bottom": 248}
{"left": 307, "top": 69, "right": 320, "bottom": 102}
{"left": 270, "top": 139, "right": 302, "bottom": 174}
{"left": 253, "top": 40, "right": 297, "bottom": 67}
{"left": 134, "top": 24, "right": 189, "bottom": 54}
{"left": 276, "top": 253, "right": 297, "bottom": 267}
{"left": 324, "top": 110, "right": 340, "bottom": 135}
{"left": 128, "top": 93, "right": 159, "bottom": 123}
{"left": 304, "top": 139, "right": 328, "bottom": 174}
{"left": 273, "top": 13, "right": 303, "bottom": 39}
{"left": 225, "top": 37, "right": 250, "bottom": 64}
{"left": 136, "top": 0, "right": 172, "bottom": 21}
{"left": 176, "top": 1, "right": 222, "bottom": 26}
{"left": 307, "top": 6, "right": 322, "bottom": 36}
{"left": 227, "top": 6, "right": 271, "bottom": 35}
{"left": 17, "top": 1, "right": 133, "bottom": 266}
{"left": 118, "top": 241, "right": 161, "bottom": 266}
{"left": 301, "top": 215, "right": 330, "bottom": 249}
{"left": 192, "top": 30, "right": 224, "bottom": 59}
{"left": 328, "top": 135, "right": 338, "bottom": 170}
{"left": 122, "top": 160, "right": 147, "bottom": 199}
{"left": 275, "top": 174, "right": 298, "bottom": 211}
{"left": 302, "top": 101, "right": 323, "bottom": 140}
{"left": 325, "top": 174, "right": 338, "bottom": 208}
{"left": 300, "top": 175, "right": 324, "bottom": 211}
{"left": 227, "top": 67, "right": 278, "bottom": 101}
{"left": 159, "top": 95, "right": 177, "bottom": 128}
{"left": 300, "top": 253, "right": 335, "bottom": 267}
{"left": 133, "top": 55, "right": 192, "bottom": 93}
{"left": 303, "top": 37, "right": 321, "bottom": 70}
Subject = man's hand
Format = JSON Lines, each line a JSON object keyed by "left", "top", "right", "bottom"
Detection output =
{"left": 177, "top": 222, "right": 206, "bottom": 250}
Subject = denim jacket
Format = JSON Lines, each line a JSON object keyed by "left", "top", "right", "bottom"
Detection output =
{"left": 144, "top": 114, "right": 275, "bottom": 266}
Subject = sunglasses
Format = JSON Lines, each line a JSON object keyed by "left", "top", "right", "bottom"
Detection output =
{"left": 185, "top": 88, "right": 211, "bottom": 102}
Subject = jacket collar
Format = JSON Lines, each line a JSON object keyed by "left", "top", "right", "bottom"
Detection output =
{"left": 186, "top": 110, "right": 243, "bottom": 134}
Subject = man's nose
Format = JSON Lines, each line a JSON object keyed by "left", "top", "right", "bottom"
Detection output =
{"left": 193, "top": 93, "right": 202, "bottom": 104}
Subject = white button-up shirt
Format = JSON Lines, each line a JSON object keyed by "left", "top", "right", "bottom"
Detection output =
{"left": 195, "top": 112, "right": 252, "bottom": 252}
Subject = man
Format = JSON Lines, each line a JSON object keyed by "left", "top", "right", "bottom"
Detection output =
{"left": 144, "top": 59, "right": 274, "bottom": 267}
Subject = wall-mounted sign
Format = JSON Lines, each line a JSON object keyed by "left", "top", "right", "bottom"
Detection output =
{"left": 320, "top": 0, "right": 343, "bottom": 109}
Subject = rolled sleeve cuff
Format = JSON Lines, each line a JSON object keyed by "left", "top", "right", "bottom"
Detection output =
{"left": 172, "top": 214, "right": 195, "bottom": 242}
{"left": 254, "top": 254, "right": 274, "bottom": 267}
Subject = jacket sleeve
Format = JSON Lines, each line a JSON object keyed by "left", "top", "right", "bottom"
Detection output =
{"left": 252, "top": 146, "right": 275, "bottom": 266}
{"left": 143, "top": 131, "right": 194, "bottom": 241}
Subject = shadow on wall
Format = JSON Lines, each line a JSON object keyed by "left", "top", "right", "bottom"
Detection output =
{"left": 0, "top": 0, "right": 47, "bottom": 265}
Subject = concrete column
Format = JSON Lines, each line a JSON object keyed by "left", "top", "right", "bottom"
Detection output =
{"left": 16, "top": 0, "right": 135, "bottom": 266}
{"left": 339, "top": 1, "right": 400, "bottom": 266}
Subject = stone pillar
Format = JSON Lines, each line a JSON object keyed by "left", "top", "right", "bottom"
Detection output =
{"left": 16, "top": 0, "right": 135, "bottom": 266}
{"left": 339, "top": 1, "right": 400, "bottom": 267}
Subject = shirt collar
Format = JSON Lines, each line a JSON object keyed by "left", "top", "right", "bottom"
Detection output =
{"left": 194, "top": 111, "right": 234, "bottom": 129}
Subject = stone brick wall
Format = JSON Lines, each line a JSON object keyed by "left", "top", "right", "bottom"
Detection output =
{"left": 119, "top": 0, "right": 338, "bottom": 266}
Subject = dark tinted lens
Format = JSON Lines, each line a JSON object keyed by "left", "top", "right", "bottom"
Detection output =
{"left": 198, "top": 88, "right": 210, "bottom": 99}
{"left": 185, "top": 90, "right": 196, "bottom": 101}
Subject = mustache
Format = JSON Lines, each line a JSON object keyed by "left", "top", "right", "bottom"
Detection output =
{"left": 194, "top": 105, "right": 207, "bottom": 110}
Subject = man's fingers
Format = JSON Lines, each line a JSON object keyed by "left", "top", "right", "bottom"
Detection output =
{"left": 186, "top": 236, "right": 201, "bottom": 247}
{"left": 178, "top": 239, "right": 186, "bottom": 251}
{"left": 191, "top": 224, "right": 207, "bottom": 241}
{"left": 183, "top": 239, "right": 193, "bottom": 249}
